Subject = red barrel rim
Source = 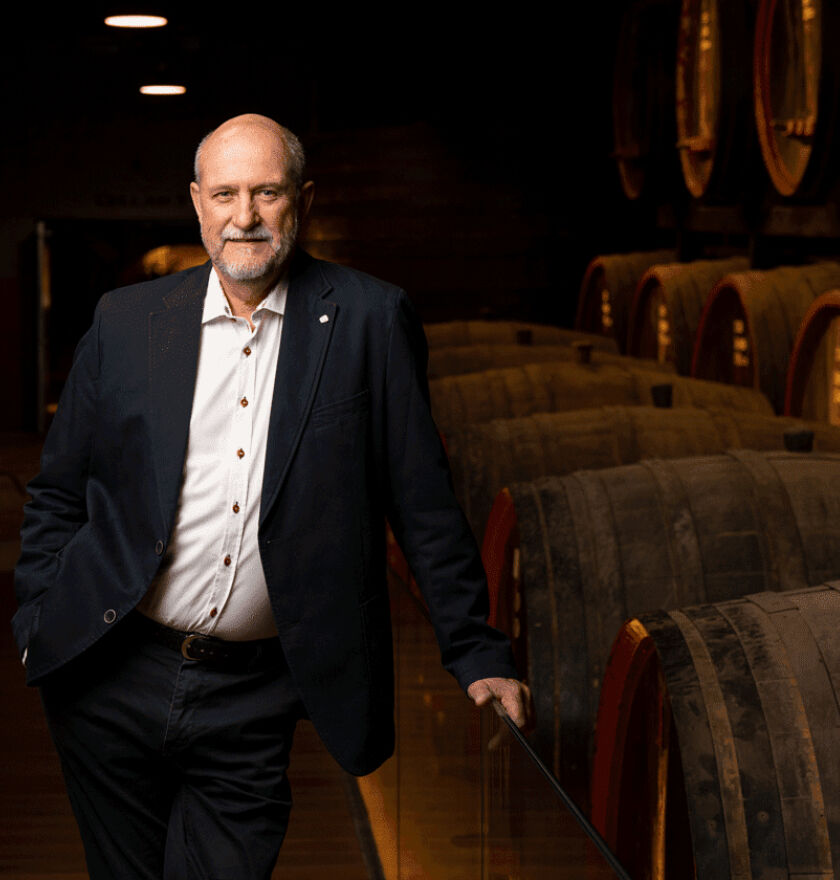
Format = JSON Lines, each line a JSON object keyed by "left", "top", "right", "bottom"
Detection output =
{"left": 754, "top": 0, "right": 818, "bottom": 196}
{"left": 590, "top": 618, "right": 658, "bottom": 840}
{"left": 690, "top": 275, "right": 759, "bottom": 388}
{"left": 784, "top": 288, "right": 840, "bottom": 415}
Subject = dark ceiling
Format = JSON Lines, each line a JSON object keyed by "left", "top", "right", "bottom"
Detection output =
{"left": 5, "top": 5, "right": 623, "bottom": 153}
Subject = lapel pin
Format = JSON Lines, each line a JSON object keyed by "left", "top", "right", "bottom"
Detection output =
{"left": 319, "top": 314, "right": 330, "bottom": 324}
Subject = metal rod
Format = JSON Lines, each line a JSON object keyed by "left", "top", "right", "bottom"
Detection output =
{"left": 492, "top": 699, "right": 633, "bottom": 880}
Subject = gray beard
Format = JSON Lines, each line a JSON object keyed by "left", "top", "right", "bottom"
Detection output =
{"left": 206, "top": 218, "right": 298, "bottom": 282}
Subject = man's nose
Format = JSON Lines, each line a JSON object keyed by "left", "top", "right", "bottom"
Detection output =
{"left": 232, "top": 195, "right": 258, "bottom": 229}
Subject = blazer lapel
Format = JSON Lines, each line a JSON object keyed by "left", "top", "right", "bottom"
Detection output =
{"left": 148, "top": 263, "right": 210, "bottom": 535}
{"left": 260, "top": 252, "right": 336, "bottom": 526}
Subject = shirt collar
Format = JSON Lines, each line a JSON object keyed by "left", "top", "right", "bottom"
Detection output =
{"left": 202, "top": 266, "right": 289, "bottom": 325}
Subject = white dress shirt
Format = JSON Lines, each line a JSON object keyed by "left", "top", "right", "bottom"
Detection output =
{"left": 137, "top": 268, "right": 286, "bottom": 640}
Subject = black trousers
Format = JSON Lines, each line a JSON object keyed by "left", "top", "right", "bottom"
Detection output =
{"left": 40, "top": 617, "right": 306, "bottom": 880}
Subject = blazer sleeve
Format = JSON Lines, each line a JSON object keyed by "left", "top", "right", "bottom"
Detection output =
{"left": 382, "top": 290, "right": 517, "bottom": 690}
{"left": 12, "top": 303, "right": 102, "bottom": 657}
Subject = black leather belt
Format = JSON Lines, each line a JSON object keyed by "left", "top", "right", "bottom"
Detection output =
{"left": 128, "top": 612, "right": 282, "bottom": 671}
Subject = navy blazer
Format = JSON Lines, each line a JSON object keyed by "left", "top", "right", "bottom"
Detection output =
{"left": 13, "top": 251, "right": 516, "bottom": 775}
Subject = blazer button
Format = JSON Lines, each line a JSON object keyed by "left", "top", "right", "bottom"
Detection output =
{"left": 155, "top": 540, "right": 165, "bottom": 555}
{"left": 103, "top": 609, "right": 117, "bottom": 624}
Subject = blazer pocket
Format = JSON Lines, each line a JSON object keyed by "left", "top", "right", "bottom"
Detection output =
{"left": 11, "top": 595, "right": 43, "bottom": 661}
{"left": 310, "top": 389, "right": 370, "bottom": 432}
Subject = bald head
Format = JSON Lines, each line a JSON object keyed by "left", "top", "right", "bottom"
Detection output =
{"left": 194, "top": 114, "right": 307, "bottom": 191}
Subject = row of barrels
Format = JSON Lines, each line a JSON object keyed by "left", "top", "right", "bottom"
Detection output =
{"left": 577, "top": 249, "right": 840, "bottom": 419}
{"left": 615, "top": 0, "right": 840, "bottom": 200}
{"left": 407, "top": 318, "right": 840, "bottom": 876}
{"left": 482, "top": 451, "right": 840, "bottom": 879}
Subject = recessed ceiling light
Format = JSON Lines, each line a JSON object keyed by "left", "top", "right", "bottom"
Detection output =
{"left": 105, "top": 15, "right": 168, "bottom": 28}
{"left": 140, "top": 85, "right": 186, "bottom": 95}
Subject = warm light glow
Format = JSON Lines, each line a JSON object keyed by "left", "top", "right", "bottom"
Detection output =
{"left": 105, "top": 15, "right": 168, "bottom": 28}
{"left": 141, "top": 245, "right": 208, "bottom": 276}
{"left": 140, "top": 85, "right": 186, "bottom": 95}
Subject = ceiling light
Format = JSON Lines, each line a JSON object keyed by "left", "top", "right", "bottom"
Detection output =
{"left": 140, "top": 85, "right": 186, "bottom": 95}
{"left": 105, "top": 15, "right": 168, "bottom": 28}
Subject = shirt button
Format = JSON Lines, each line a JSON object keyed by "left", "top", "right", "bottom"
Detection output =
{"left": 103, "top": 609, "right": 117, "bottom": 624}
{"left": 237, "top": 449, "right": 245, "bottom": 459}
{"left": 240, "top": 397, "right": 249, "bottom": 407}
{"left": 243, "top": 346, "right": 252, "bottom": 356}
{"left": 223, "top": 555, "right": 231, "bottom": 566}
{"left": 155, "top": 540, "right": 165, "bottom": 555}
{"left": 210, "top": 607, "right": 218, "bottom": 618}
{"left": 232, "top": 503, "right": 240, "bottom": 513}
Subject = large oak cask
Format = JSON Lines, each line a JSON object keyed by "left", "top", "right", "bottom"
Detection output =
{"left": 676, "top": 0, "right": 762, "bottom": 199}
{"left": 591, "top": 583, "right": 840, "bottom": 879}
{"left": 754, "top": 0, "right": 840, "bottom": 199}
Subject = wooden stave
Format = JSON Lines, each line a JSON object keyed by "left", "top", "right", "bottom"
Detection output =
{"left": 692, "top": 262, "right": 840, "bottom": 412}
{"left": 426, "top": 342, "right": 671, "bottom": 381}
{"left": 429, "top": 359, "right": 773, "bottom": 438}
{"left": 421, "top": 319, "right": 618, "bottom": 352}
{"left": 575, "top": 249, "right": 678, "bottom": 353}
{"left": 627, "top": 256, "right": 750, "bottom": 374}
{"left": 450, "top": 405, "right": 840, "bottom": 542}
{"left": 592, "top": 584, "right": 840, "bottom": 879}
{"left": 488, "top": 450, "right": 840, "bottom": 791}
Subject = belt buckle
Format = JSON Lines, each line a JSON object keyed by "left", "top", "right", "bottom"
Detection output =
{"left": 181, "top": 633, "right": 202, "bottom": 660}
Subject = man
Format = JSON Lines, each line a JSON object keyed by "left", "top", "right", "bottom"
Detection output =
{"left": 13, "top": 114, "right": 529, "bottom": 879}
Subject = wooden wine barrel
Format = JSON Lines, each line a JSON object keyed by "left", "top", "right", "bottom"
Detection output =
{"left": 575, "top": 250, "right": 677, "bottom": 353}
{"left": 627, "top": 256, "right": 749, "bottom": 374}
{"left": 591, "top": 583, "right": 840, "bottom": 879}
{"left": 481, "top": 450, "right": 840, "bottom": 793}
{"left": 429, "top": 360, "right": 772, "bottom": 437}
{"left": 450, "top": 405, "right": 840, "bottom": 541}
{"left": 676, "top": 0, "right": 759, "bottom": 199}
{"left": 785, "top": 289, "right": 840, "bottom": 425}
{"left": 754, "top": 0, "right": 840, "bottom": 199}
{"left": 427, "top": 341, "right": 672, "bottom": 381}
{"left": 422, "top": 320, "right": 618, "bottom": 352}
{"left": 692, "top": 262, "right": 840, "bottom": 413}
{"left": 613, "top": 0, "right": 680, "bottom": 200}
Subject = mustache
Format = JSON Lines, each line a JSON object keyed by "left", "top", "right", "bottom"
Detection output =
{"left": 222, "top": 226, "right": 272, "bottom": 242}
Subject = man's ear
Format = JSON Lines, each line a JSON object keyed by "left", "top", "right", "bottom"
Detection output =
{"left": 299, "top": 180, "right": 315, "bottom": 224}
{"left": 189, "top": 181, "right": 202, "bottom": 222}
